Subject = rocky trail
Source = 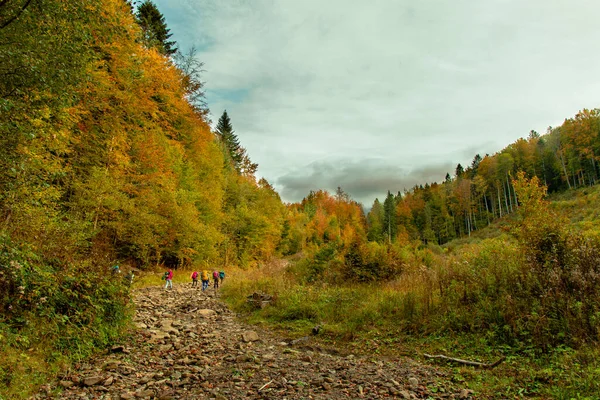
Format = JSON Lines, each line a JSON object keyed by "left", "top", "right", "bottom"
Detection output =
{"left": 32, "top": 285, "right": 474, "bottom": 399}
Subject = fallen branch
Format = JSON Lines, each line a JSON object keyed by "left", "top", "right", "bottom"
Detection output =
{"left": 258, "top": 380, "right": 273, "bottom": 392}
{"left": 423, "top": 354, "right": 506, "bottom": 369}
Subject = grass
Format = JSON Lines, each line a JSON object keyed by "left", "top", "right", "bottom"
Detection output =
{"left": 219, "top": 255, "right": 600, "bottom": 399}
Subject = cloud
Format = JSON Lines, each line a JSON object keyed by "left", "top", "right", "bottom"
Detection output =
{"left": 275, "top": 158, "right": 454, "bottom": 205}
{"left": 156, "top": 0, "right": 600, "bottom": 203}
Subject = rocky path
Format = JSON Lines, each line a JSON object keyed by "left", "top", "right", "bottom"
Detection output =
{"left": 33, "top": 285, "right": 473, "bottom": 399}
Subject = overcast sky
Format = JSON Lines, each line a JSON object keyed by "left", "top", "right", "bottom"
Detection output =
{"left": 154, "top": 0, "right": 600, "bottom": 205}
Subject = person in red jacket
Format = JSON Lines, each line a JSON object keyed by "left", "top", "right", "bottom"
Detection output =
{"left": 164, "top": 269, "right": 173, "bottom": 290}
{"left": 191, "top": 271, "right": 199, "bottom": 288}
{"left": 212, "top": 270, "right": 219, "bottom": 290}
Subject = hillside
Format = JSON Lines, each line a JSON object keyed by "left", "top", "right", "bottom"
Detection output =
{"left": 3, "top": 0, "right": 600, "bottom": 399}
{"left": 0, "top": 1, "right": 283, "bottom": 397}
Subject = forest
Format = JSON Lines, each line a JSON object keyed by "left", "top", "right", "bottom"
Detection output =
{"left": 0, "top": 0, "right": 284, "bottom": 395}
{"left": 2, "top": 0, "right": 600, "bottom": 398}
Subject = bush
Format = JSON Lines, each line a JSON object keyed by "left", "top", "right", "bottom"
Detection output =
{"left": 0, "top": 234, "right": 131, "bottom": 398}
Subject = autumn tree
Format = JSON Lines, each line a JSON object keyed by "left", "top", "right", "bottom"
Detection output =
{"left": 367, "top": 199, "right": 384, "bottom": 242}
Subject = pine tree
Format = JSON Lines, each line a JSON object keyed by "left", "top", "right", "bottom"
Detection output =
{"left": 215, "top": 110, "right": 257, "bottom": 175}
{"left": 383, "top": 191, "right": 397, "bottom": 243}
{"left": 455, "top": 163, "right": 464, "bottom": 178}
{"left": 470, "top": 154, "right": 482, "bottom": 178}
{"left": 216, "top": 110, "right": 242, "bottom": 168}
{"left": 136, "top": 0, "right": 177, "bottom": 56}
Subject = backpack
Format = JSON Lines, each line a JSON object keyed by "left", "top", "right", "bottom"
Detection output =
{"left": 191, "top": 271, "right": 198, "bottom": 279}
{"left": 219, "top": 271, "right": 225, "bottom": 279}
{"left": 201, "top": 270, "right": 209, "bottom": 280}
{"left": 213, "top": 271, "right": 219, "bottom": 279}
{"left": 162, "top": 271, "right": 168, "bottom": 280}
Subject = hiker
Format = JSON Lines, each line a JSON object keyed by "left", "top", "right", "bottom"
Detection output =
{"left": 200, "top": 270, "right": 209, "bottom": 291}
{"left": 219, "top": 270, "right": 225, "bottom": 285}
{"left": 191, "top": 271, "right": 199, "bottom": 288}
{"left": 212, "top": 270, "right": 219, "bottom": 290}
{"left": 125, "top": 270, "right": 135, "bottom": 285}
{"left": 164, "top": 269, "right": 173, "bottom": 290}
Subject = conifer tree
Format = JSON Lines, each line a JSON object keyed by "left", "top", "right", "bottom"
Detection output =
{"left": 136, "top": 0, "right": 177, "bottom": 56}
{"left": 383, "top": 191, "right": 397, "bottom": 242}
{"left": 216, "top": 110, "right": 242, "bottom": 168}
{"left": 215, "top": 110, "right": 257, "bottom": 176}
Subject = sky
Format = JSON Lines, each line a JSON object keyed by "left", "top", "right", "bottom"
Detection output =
{"left": 154, "top": 0, "right": 600, "bottom": 205}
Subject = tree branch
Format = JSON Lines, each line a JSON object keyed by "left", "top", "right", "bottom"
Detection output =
{"left": 423, "top": 354, "right": 506, "bottom": 369}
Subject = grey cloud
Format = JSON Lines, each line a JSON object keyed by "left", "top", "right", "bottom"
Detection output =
{"left": 276, "top": 159, "right": 454, "bottom": 205}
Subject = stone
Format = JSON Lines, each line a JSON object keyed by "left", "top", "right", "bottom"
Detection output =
{"left": 399, "top": 391, "right": 412, "bottom": 399}
{"left": 82, "top": 375, "right": 104, "bottom": 386}
{"left": 136, "top": 389, "right": 154, "bottom": 398}
{"left": 300, "top": 354, "right": 312, "bottom": 362}
{"left": 59, "top": 380, "right": 74, "bottom": 388}
{"left": 198, "top": 309, "right": 216, "bottom": 317}
{"left": 103, "top": 360, "right": 121, "bottom": 370}
{"left": 241, "top": 330, "right": 259, "bottom": 342}
{"left": 408, "top": 377, "right": 419, "bottom": 387}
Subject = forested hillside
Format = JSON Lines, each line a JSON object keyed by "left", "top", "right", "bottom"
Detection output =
{"left": 0, "top": 0, "right": 283, "bottom": 396}
{"left": 362, "top": 111, "right": 600, "bottom": 245}
{"left": 3, "top": 0, "right": 600, "bottom": 397}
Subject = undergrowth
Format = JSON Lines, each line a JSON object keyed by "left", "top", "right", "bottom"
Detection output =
{"left": 0, "top": 234, "right": 132, "bottom": 399}
{"left": 220, "top": 176, "right": 600, "bottom": 398}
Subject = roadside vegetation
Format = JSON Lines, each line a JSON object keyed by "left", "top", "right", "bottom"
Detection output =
{"left": 222, "top": 176, "right": 600, "bottom": 399}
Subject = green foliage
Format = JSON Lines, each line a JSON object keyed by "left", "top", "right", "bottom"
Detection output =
{"left": 135, "top": 0, "right": 177, "bottom": 56}
{"left": 0, "top": 233, "right": 131, "bottom": 398}
{"left": 0, "top": 0, "right": 286, "bottom": 396}
{"left": 215, "top": 110, "right": 257, "bottom": 176}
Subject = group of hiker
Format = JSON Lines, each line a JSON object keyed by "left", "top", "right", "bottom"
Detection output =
{"left": 110, "top": 262, "right": 225, "bottom": 291}
{"left": 163, "top": 268, "right": 225, "bottom": 291}
{"left": 111, "top": 264, "right": 135, "bottom": 285}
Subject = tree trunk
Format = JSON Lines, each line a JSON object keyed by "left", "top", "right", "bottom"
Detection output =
{"left": 506, "top": 174, "right": 513, "bottom": 213}
{"left": 512, "top": 175, "right": 518, "bottom": 207}
{"left": 541, "top": 157, "right": 547, "bottom": 186}
{"left": 484, "top": 195, "right": 491, "bottom": 225}
{"left": 503, "top": 180, "right": 510, "bottom": 214}
{"left": 558, "top": 150, "right": 572, "bottom": 189}
{"left": 497, "top": 185, "right": 503, "bottom": 217}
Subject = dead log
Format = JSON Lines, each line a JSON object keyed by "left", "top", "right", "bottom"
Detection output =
{"left": 423, "top": 353, "right": 506, "bottom": 369}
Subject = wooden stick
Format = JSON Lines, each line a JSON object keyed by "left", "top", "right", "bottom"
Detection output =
{"left": 423, "top": 354, "right": 506, "bottom": 369}
{"left": 258, "top": 380, "right": 273, "bottom": 392}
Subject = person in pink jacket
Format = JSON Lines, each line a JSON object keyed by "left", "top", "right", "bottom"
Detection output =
{"left": 164, "top": 269, "right": 173, "bottom": 290}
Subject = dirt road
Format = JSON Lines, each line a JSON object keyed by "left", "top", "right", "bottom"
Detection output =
{"left": 32, "top": 285, "right": 473, "bottom": 399}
